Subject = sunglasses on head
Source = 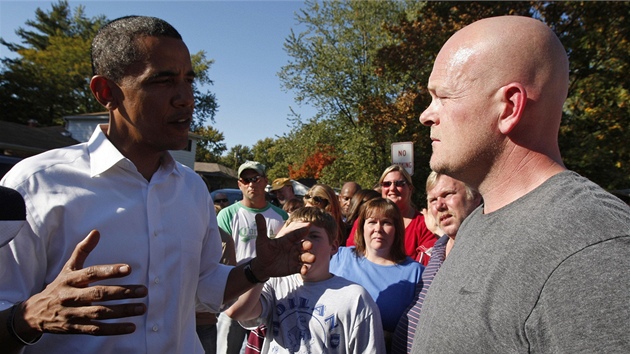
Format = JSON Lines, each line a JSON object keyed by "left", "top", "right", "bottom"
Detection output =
{"left": 239, "top": 175, "right": 263, "bottom": 184}
{"left": 304, "top": 194, "right": 329, "bottom": 206}
{"left": 381, "top": 180, "right": 407, "bottom": 188}
{"left": 214, "top": 198, "right": 228, "bottom": 204}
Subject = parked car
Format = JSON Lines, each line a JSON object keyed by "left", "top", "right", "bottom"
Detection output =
{"left": 210, "top": 188, "right": 243, "bottom": 206}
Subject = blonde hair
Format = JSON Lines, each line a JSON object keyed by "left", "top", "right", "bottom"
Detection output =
{"left": 379, "top": 164, "right": 415, "bottom": 193}
{"left": 305, "top": 184, "right": 345, "bottom": 244}
{"left": 286, "top": 207, "right": 338, "bottom": 244}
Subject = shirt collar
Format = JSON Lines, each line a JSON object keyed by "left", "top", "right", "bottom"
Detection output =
{"left": 88, "top": 125, "right": 181, "bottom": 178}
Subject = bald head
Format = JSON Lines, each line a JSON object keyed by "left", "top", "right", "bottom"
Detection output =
{"left": 339, "top": 181, "right": 362, "bottom": 217}
{"left": 443, "top": 16, "right": 569, "bottom": 109}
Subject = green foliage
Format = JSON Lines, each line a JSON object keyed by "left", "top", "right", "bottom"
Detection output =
{"left": 0, "top": 1, "right": 106, "bottom": 125}
{"left": 219, "top": 145, "right": 254, "bottom": 172}
{"left": 190, "top": 51, "right": 219, "bottom": 130}
{"left": 276, "top": 0, "right": 427, "bottom": 198}
{"left": 542, "top": 1, "right": 630, "bottom": 190}
{"left": 193, "top": 125, "right": 227, "bottom": 163}
{"left": 279, "top": 0, "right": 416, "bottom": 126}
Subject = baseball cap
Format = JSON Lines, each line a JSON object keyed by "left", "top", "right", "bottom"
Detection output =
{"left": 271, "top": 178, "right": 292, "bottom": 191}
{"left": 238, "top": 161, "right": 266, "bottom": 177}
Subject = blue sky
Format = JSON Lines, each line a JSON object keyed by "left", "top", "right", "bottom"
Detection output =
{"left": 0, "top": 0, "right": 317, "bottom": 151}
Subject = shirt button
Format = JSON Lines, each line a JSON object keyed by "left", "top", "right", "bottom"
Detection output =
{"left": 154, "top": 277, "right": 160, "bottom": 284}
{"left": 152, "top": 325, "right": 159, "bottom": 332}
{"left": 153, "top": 231, "right": 158, "bottom": 237}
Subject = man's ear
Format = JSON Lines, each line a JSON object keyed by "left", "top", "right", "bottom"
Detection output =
{"left": 497, "top": 82, "right": 527, "bottom": 135}
{"left": 90, "top": 75, "right": 118, "bottom": 110}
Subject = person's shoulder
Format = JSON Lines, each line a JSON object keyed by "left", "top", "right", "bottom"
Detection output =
{"left": 218, "top": 202, "right": 241, "bottom": 216}
{"left": 2, "top": 144, "right": 86, "bottom": 186}
{"left": 541, "top": 171, "right": 629, "bottom": 227}
{"left": 332, "top": 246, "right": 359, "bottom": 263}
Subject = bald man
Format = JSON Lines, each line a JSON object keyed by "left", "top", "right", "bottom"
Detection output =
{"left": 338, "top": 181, "right": 361, "bottom": 220}
{"left": 412, "top": 16, "right": 630, "bottom": 353}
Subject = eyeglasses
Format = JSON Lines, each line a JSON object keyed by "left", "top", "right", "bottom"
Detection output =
{"left": 304, "top": 194, "right": 329, "bottom": 207}
{"left": 381, "top": 180, "right": 407, "bottom": 188}
{"left": 239, "top": 175, "right": 263, "bottom": 185}
{"left": 214, "top": 198, "right": 228, "bottom": 204}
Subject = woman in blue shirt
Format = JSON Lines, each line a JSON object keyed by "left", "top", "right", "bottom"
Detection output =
{"left": 330, "top": 198, "right": 424, "bottom": 352}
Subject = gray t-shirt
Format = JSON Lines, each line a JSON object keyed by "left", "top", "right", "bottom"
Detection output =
{"left": 412, "top": 171, "right": 630, "bottom": 353}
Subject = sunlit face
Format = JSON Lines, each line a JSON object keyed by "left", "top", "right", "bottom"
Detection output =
{"left": 381, "top": 171, "right": 411, "bottom": 208}
{"left": 238, "top": 170, "right": 267, "bottom": 203}
{"left": 427, "top": 175, "right": 480, "bottom": 237}
{"left": 419, "top": 41, "right": 501, "bottom": 179}
{"left": 109, "top": 36, "right": 195, "bottom": 156}
{"left": 362, "top": 212, "right": 396, "bottom": 255}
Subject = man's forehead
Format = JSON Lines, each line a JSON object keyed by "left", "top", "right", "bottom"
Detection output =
{"left": 429, "top": 176, "right": 465, "bottom": 196}
{"left": 430, "top": 43, "right": 478, "bottom": 82}
{"left": 340, "top": 188, "right": 354, "bottom": 196}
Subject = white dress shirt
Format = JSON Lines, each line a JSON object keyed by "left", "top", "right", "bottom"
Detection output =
{"left": 0, "top": 125, "right": 231, "bottom": 353}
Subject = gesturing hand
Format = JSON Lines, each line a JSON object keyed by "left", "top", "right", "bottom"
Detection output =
{"left": 251, "top": 214, "right": 315, "bottom": 280}
{"left": 14, "top": 230, "right": 148, "bottom": 340}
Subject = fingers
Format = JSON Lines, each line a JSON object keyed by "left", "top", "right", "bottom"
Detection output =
{"left": 298, "top": 241, "right": 315, "bottom": 264}
{"left": 60, "top": 322, "right": 137, "bottom": 336}
{"left": 278, "top": 222, "right": 310, "bottom": 243}
{"left": 68, "top": 285, "right": 148, "bottom": 304}
{"left": 61, "top": 230, "right": 136, "bottom": 287}
{"left": 66, "top": 230, "right": 100, "bottom": 271}
{"left": 67, "top": 303, "right": 146, "bottom": 322}
{"left": 67, "top": 264, "right": 136, "bottom": 288}
{"left": 254, "top": 213, "right": 268, "bottom": 240}
{"left": 49, "top": 302, "right": 145, "bottom": 335}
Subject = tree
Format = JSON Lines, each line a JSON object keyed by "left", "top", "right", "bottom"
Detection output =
{"left": 276, "top": 0, "right": 427, "bottom": 192}
{"left": 194, "top": 125, "right": 227, "bottom": 163}
{"left": 542, "top": 1, "right": 630, "bottom": 190}
{"left": 219, "top": 145, "right": 254, "bottom": 172}
{"left": 190, "top": 50, "right": 219, "bottom": 130}
{"left": 0, "top": 1, "right": 106, "bottom": 125}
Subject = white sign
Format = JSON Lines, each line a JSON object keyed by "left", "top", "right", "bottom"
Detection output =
{"left": 391, "top": 141, "right": 414, "bottom": 176}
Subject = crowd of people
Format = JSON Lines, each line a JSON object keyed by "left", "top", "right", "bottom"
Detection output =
{"left": 1, "top": 13, "right": 628, "bottom": 354}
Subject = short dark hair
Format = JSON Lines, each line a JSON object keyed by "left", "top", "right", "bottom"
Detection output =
{"left": 91, "top": 16, "right": 182, "bottom": 82}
